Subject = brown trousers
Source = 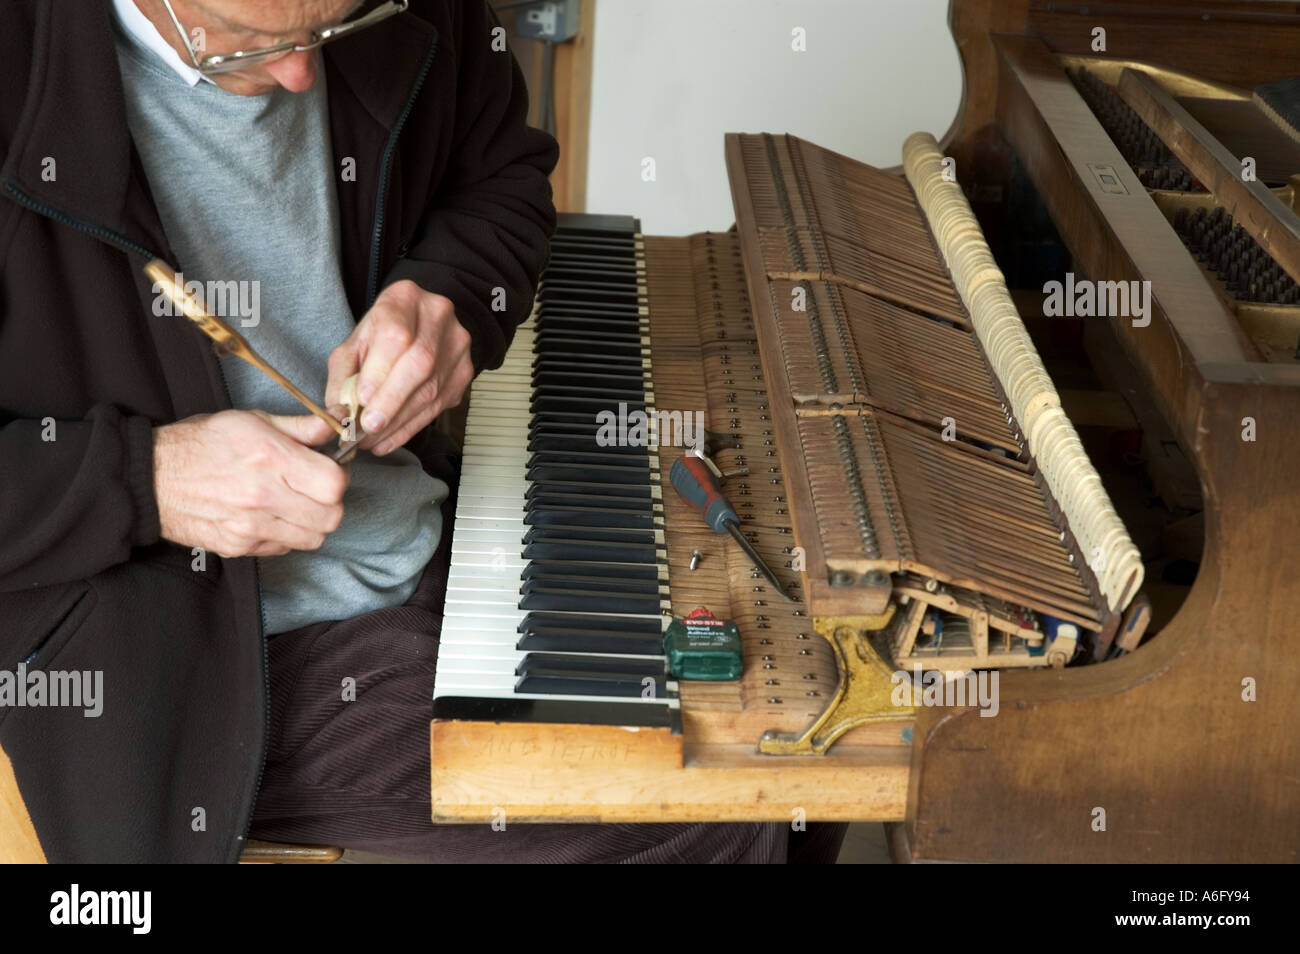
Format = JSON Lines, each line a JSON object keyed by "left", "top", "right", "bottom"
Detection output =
{"left": 248, "top": 498, "right": 846, "bottom": 863}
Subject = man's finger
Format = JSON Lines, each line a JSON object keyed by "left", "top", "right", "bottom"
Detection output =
{"left": 355, "top": 297, "right": 416, "bottom": 410}
{"left": 255, "top": 476, "right": 345, "bottom": 537}
{"left": 281, "top": 447, "right": 350, "bottom": 507}
{"left": 324, "top": 337, "right": 362, "bottom": 408}
{"left": 360, "top": 345, "right": 437, "bottom": 436}
{"left": 367, "top": 407, "right": 440, "bottom": 456}
{"left": 259, "top": 515, "right": 330, "bottom": 553}
{"left": 252, "top": 414, "right": 350, "bottom": 505}
{"left": 263, "top": 412, "right": 339, "bottom": 449}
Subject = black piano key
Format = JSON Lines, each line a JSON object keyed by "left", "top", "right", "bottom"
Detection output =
{"left": 538, "top": 292, "right": 638, "bottom": 306}
{"left": 528, "top": 434, "right": 649, "bottom": 456}
{"left": 533, "top": 349, "right": 643, "bottom": 365}
{"left": 536, "top": 309, "right": 642, "bottom": 324}
{"left": 528, "top": 450, "right": 651, "bottom": 470}
{"left": 524, "top": 523, "right": 658, "bottom": 548}
{"left": 523, "top": 506, "right": 657, "bottom": 531}
{"left": 546, "top": 240, "right": 635, "bottom": 254}
{"left": 525, "top": 491, "right": 652, "bottom": 511}
{"left": 529, "top": 415, "right": 648, "bottom": 434}
{"left": 517, "top": 630, "right": 663, "bottom": 655}
{"left": 533, "top": 358, "right": 645, "bottom": 376}
{"left": 544, "top": 249, "right": 636, "bottom": 263}
{"left": 518, "top": 611, "right": 662, "bottom": 636}
{"left": 527, "top": 480, "right": 654, "bottom": 499}
{"left": 553, "top": 212, "right": 640, "bottom": 232}
{"left": 522, "top": 537, "right": 660, "bottom": 564}
{"left": 527, "top": 425, "right": 639, "bottom": 444}
{"left": 526, "top": 498, "right": 655, "bottom": 520}
{"left": 527, "top": 409, "right": 609, "bottom": 426}
{"left": 532, "top": 357, "right": 645, "bottom": 374}
{"left": 535, "top": 313, "right": 643, "bottom": 332}
{"left": 537, "top": 300, "right": 641, "bottom": 316}
{"left": 518, "top": 586, "right": 663, "bottom": 616}
{"left": 541, "top": 263, "right": 639, "bottom": 281}
{"left": 515, "top": 667, "right": 667, "bottom": 699}
{"left": 539, "top": 272, "right": 637, "bottom": 287}
{"left": 523, "top": 561, "right": 661, "bottom": 582}
{"left": 520, "top": 573, "right": 664, "bottom": 597}
{"left": 551, "top": 224, "right": 637, "bottom": 239}
{"left": 533, "top": 340, "right": 644, "bottom": 358}
{"left": 530, "top": 408, "right": 647, "bottom": 428}
{"left": 527, "top": 460, "right": 652, "bottom": 484}
{"left": 532, "top": 350, "right": 645, "bottom": 367}
{"left": 528, "top": 434, "right": 640, "bottom": 453}
{"left": 538, "top": 290, "right": 640, "bottom": 309}
{"left": 533, "top": 340, "right": 645, "bottom": 361}
{"left": 528, "top": 444, "right": 651, "bottom": 460}
{"left": 534, "top": 340, "right": 643, "bottom": 357}
{"left": 530, "top": 383, "right": 643, "bottom": 402}
{"left": 535, "top": 311, "right": 642, "bottom": 327}
{"left": 531, "top": 384, "right": 648, "bottom": 403}
{"left": 539, "top": 268, "right": 638, "bottom": 282}
{"left": 531, "top": 396, "right": 647, "bottom": 416}
{"left": 516, "top": 654, "right": 665, "bottom": 678}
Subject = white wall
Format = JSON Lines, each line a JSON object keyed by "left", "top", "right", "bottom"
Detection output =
{"left": 586, "top": 0, "right": 963, "bottom": 235}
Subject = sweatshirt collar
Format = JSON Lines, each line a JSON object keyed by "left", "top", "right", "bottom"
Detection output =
{"left": 111, "top": 0, "right": 213, "bottom": 87}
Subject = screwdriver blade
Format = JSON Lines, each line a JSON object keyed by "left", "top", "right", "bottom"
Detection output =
{"left": 724, "top": 521, "right": 789, "bottom": 598}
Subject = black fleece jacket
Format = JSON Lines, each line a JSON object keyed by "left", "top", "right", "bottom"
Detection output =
{"left": 0, "top": 0, "right": 558, "bottom": 862}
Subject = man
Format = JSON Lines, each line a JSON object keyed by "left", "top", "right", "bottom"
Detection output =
{"left": 1, "top": 0, "right": 841, "bottom": 862}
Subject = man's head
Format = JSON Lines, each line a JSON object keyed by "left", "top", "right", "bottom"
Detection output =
{"left": 137, "top": 0, "right": 372, "bottom": 96}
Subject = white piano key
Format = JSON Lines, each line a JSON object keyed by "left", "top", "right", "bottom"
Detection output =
{"left": 439, "top": 613, "right": 527, "bottom": 633}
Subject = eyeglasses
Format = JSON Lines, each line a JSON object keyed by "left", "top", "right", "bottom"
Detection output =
{"left": 161, "top": 0, "right": 410, "bottom": 75}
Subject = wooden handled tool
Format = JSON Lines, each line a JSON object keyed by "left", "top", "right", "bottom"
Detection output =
{"left": 144, "top": 259, "right": 349, "bottom": 441}
{"left": 333, "top": 374, "right": 365, "bottom": 464}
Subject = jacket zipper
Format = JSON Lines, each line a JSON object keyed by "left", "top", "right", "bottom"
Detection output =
{"left": 4, "top": 180, "right": 268, "bottom": 864}
{"left": 364, "top": 36, "right": 439, "bottom": 307}
{"left": 4, "top": 183, "right": 159, "bottom": 260}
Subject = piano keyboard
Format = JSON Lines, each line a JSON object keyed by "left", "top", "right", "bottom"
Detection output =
{"left": 433, "top": 215, "right": 681, "bottom": 729}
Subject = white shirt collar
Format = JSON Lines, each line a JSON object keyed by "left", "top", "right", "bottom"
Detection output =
{"left": 112, "top": 0, "right": 214, "bottom": 87}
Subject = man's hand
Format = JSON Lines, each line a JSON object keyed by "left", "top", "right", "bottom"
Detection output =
{"left": 153, "top": 410, "right": 348, "bottom": 558}
{"left": 325, "top": 280, "right": 474, "bottom": 456}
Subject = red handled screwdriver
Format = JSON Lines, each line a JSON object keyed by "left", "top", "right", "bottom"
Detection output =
{"left": 669, "top": 454, "right": 790, "bottom": 597}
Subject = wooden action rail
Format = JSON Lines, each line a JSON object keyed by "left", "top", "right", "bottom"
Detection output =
{"left": 725, "top": 131, "right": 1142, "bottom": 659}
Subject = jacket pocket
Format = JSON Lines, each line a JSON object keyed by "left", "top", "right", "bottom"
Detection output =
{"left": 0, "top": 582, "right": 96, "bottom": 732}
{"left": 5, "top": 581, "right": 95, "bottom": 669}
